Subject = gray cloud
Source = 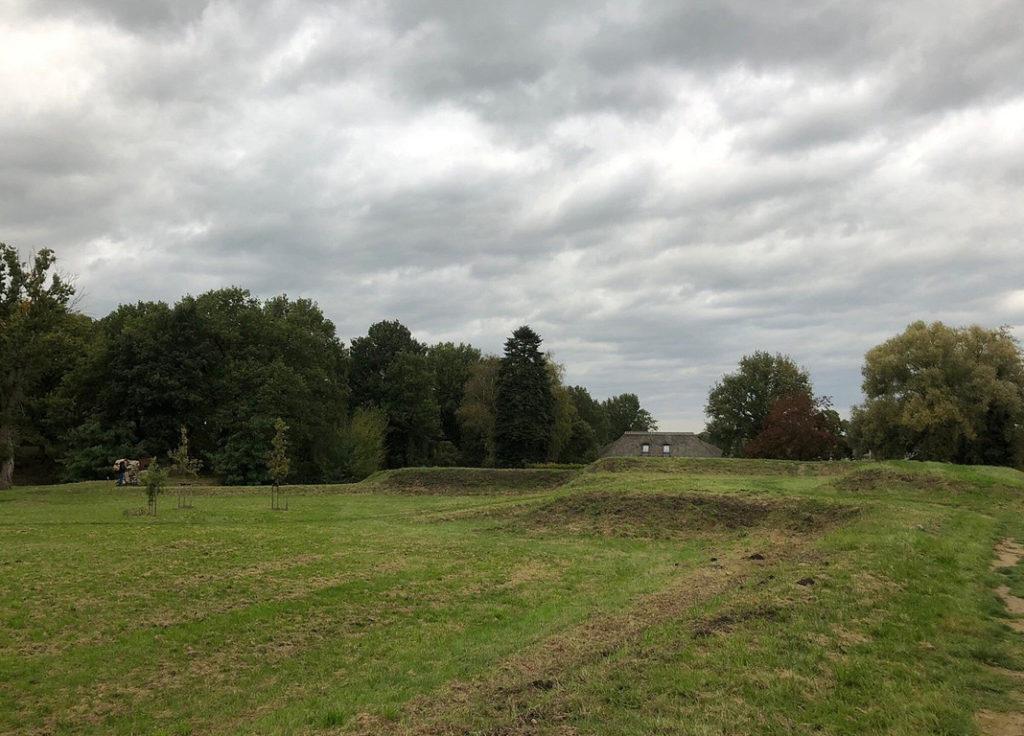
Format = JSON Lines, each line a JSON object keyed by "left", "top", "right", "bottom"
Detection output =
{"left": 3, "top": 0, "right": 1023, "bottom": 430}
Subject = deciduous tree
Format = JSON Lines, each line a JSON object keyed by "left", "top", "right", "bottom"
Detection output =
{"left": 745, "top": 394, "right": 847, "bottom": 460}
{"left": 849, "top": 322, "right": 1024, "bottom": 465}
{"left": 704, "top": 352, "right": 813, "bottom": 456}
{"left": 0, "top": 245, "right": 75, "bottom": 489}
{"left": 169, "top": 425, "right": 202, "bottom": 508}
{"left": 268, "top": 417, "right": 290, "bottom": 510}
{"left": 427, "top": 341, "right": 482, "bottom": 447}
{"left": 457, "top": 357, "right": 500, "bottom": 466}
{"left": 140, "top": 459, "right": 168, "bottom": 516}
{"left": 603, "top": 393, "right": 657, "bottom": 439}
{"left": 338, "top": 407, "right": 388, "bottom": 480}
{"left": 567, "top": 386, "right": 611, "bottom": 446}
{"left": 349, "top": 320, "right": 424, "bottom": 410}
{"left": 59, "top": 289, "right": 349, "bottom": 484}
{"left": 381, "top": 352, "right": 439, "bottom": 467}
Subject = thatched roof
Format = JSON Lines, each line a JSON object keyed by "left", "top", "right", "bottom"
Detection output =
{"left": 600, "top": 431, "right": 722, "bottom": 458}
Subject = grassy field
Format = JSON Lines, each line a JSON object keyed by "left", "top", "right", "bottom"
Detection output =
{"left": 2, "top": 459, "right": 1024, "bottom": 735}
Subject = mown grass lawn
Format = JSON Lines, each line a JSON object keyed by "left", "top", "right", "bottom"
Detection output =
{"left": 2, "top": 460, "right": 1023, "bottom": 735}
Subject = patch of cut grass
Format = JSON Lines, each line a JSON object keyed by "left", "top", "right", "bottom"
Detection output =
{"left": 2, "top": 460, "right": 1023, "bottom": 734}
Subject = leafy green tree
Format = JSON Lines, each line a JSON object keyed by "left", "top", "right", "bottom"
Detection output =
{"left": 849, "top": 322, "right": 1024, "bottom": 465}
{"left": 427, "top": 342, "right": 482, "bottom": 447}
{"left": 745, "top": 394, "right": 847, "bottom": 460}
{"left": 559, "top": 417, "right": 601, "bottom": 463}
{"left": 59, "top": 289, "right": 349, "bottom": 484}
{"left": 381, "top": 352, "right": 439, "bottom": 467}
{"left": 59, "top": 420, "right": 140, "bottom": 482}
{"left": 457, "top": 357, "right": 500, "bottom": 466}
{"left": 349, "top": 320, "right": 425, "bottom": 410}
{"left": 704, "top": 352, "right": 813, "bottom": 456}
{"left": 140, "top": 459, "right": 168, "bottom": 516}
{"left": 0, "top": 245, "right": 75, "bottom": 488}
{"left": 603, "top": 393, "right": 658, "bottom": 440}
{"left": 494, "top": 326, "right": 554, "bottom": 467}
{"left": 567, "top": 386, "right": 611, "bottom": 446}
{"left": 546, "top": 363, "right": 576, "bottom": 462}
{"left": 431, "top": 440, "right": 459, "bottom": 466}
{"left": 268, "top": 417, "right": 290, "bottom": 510}
{"left": 348, "top": 320, "right": 437, "bottom": 467}
{"left": 168, "top": 426, "right": 202, "bottom": 508}
{"left": 338, "top": 407, "right": 388, "bottom": 480}
{"left": 20, "top": 312, "right": 94, "bottom": 483}
{"left": 169, "top": 426, "right": 203, "bottom": 477}
{"left": 59, "top": 299, "right": 209, "bottom": 471}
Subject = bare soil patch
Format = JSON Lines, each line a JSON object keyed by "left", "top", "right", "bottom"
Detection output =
{"left": 977, "top": 709, "right": 1024, "bottom": 736}
{"left": 507, "top": 491, "right": 859, "bottom": 539}
{"left": 691, "top": 605, "right": 784, "bottom": 638}
{"left": 995, "top": 539, "right": 1024, "bottom": 569}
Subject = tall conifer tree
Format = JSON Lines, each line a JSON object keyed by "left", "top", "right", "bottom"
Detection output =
{"left": 494, "top": 326, "right": 554, "bottom": 467}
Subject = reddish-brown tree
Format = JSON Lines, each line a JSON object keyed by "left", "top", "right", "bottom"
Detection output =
{"left": 746, "top": 394, "right": 846, "bottom": 461}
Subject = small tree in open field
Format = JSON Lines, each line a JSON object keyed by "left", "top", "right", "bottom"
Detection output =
{"left": 168, "top": 425, "right": 202, "bottom": 508}
{"left": 268, "top": 417, "right": 290, "bottom": 510}
{"left": 139, "top": 459, "right": 168, "bottom": 516}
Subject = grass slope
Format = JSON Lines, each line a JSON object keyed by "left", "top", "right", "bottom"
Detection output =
{"left": 1, "top": 459, "right": 1023, "bottom": 734}
{"left": 359, "top": 466, "right": 580, "bottom": 495}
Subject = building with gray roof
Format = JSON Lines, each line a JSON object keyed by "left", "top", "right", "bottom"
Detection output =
{"left": 600, "top": 431, "right": 722, "bottom": 458}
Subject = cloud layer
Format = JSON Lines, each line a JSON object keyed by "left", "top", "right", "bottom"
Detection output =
{"left": 4, "top": 0, "right": 1023, "bottom": 429}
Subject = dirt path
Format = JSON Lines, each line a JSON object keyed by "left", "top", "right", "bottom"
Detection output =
{"left": 995, "top": 540, "right": 1024, "bottom": 569}
{"left": 994, "top": 539, "right": 1024, "bottom": 630}
{"left": 978, "top": 538, "right": 1024, "bottom": 736}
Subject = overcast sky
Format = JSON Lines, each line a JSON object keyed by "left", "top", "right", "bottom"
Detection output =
{"left": 3, "top": 0, "right": 1023, "bottom": 430}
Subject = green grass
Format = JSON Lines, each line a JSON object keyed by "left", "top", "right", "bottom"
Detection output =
{"left": 2, "top": 460, "right": 1023, "bottom": 734}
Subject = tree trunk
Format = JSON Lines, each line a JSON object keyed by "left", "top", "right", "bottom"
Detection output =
{"left": 0, "top": 423, "right": 14, "bottom": 490}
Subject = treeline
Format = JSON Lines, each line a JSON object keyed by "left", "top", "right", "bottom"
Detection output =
{"left": 703, "top": 322, "right": 1024, "bottom": 467}
{"left": 2, "top": 246, "right": 656, "bottom": 486}
{"left": 5, "top": 245, "right": 1023, "bottom": 487}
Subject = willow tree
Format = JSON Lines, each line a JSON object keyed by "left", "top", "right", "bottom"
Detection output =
{"left": 0, "top": 245, "right": 75, "bottom": 489}
{"left": 849, "top": 322, "right": 1024, "bottom": 465}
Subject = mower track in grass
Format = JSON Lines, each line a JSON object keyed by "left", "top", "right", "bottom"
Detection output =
{"left": 338, "top": 531, "right": 821, "bottom": 736}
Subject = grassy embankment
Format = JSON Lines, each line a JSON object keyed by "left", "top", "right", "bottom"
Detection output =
{"left": 1, "top": 459, "right": 1023, "bottom": 734}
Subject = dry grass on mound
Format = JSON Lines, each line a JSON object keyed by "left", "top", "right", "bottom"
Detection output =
{"left": 589, "top": 457, "right": 852, "bottom": 477}
{"left": 367, "top": 467, "right": 579, "bottom": 495}
{"left": 834, "top": 467, "right": 969, "bottom": 494}
{"left": 502, "top": 491, "right": 859, "bottom": 539}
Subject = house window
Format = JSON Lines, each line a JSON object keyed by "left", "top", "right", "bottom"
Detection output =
{"left": 663, "top": 444, "right": 671, "bottom": 455}
{"left": 641, "top": 443, "right": 650, "bottom": 455}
